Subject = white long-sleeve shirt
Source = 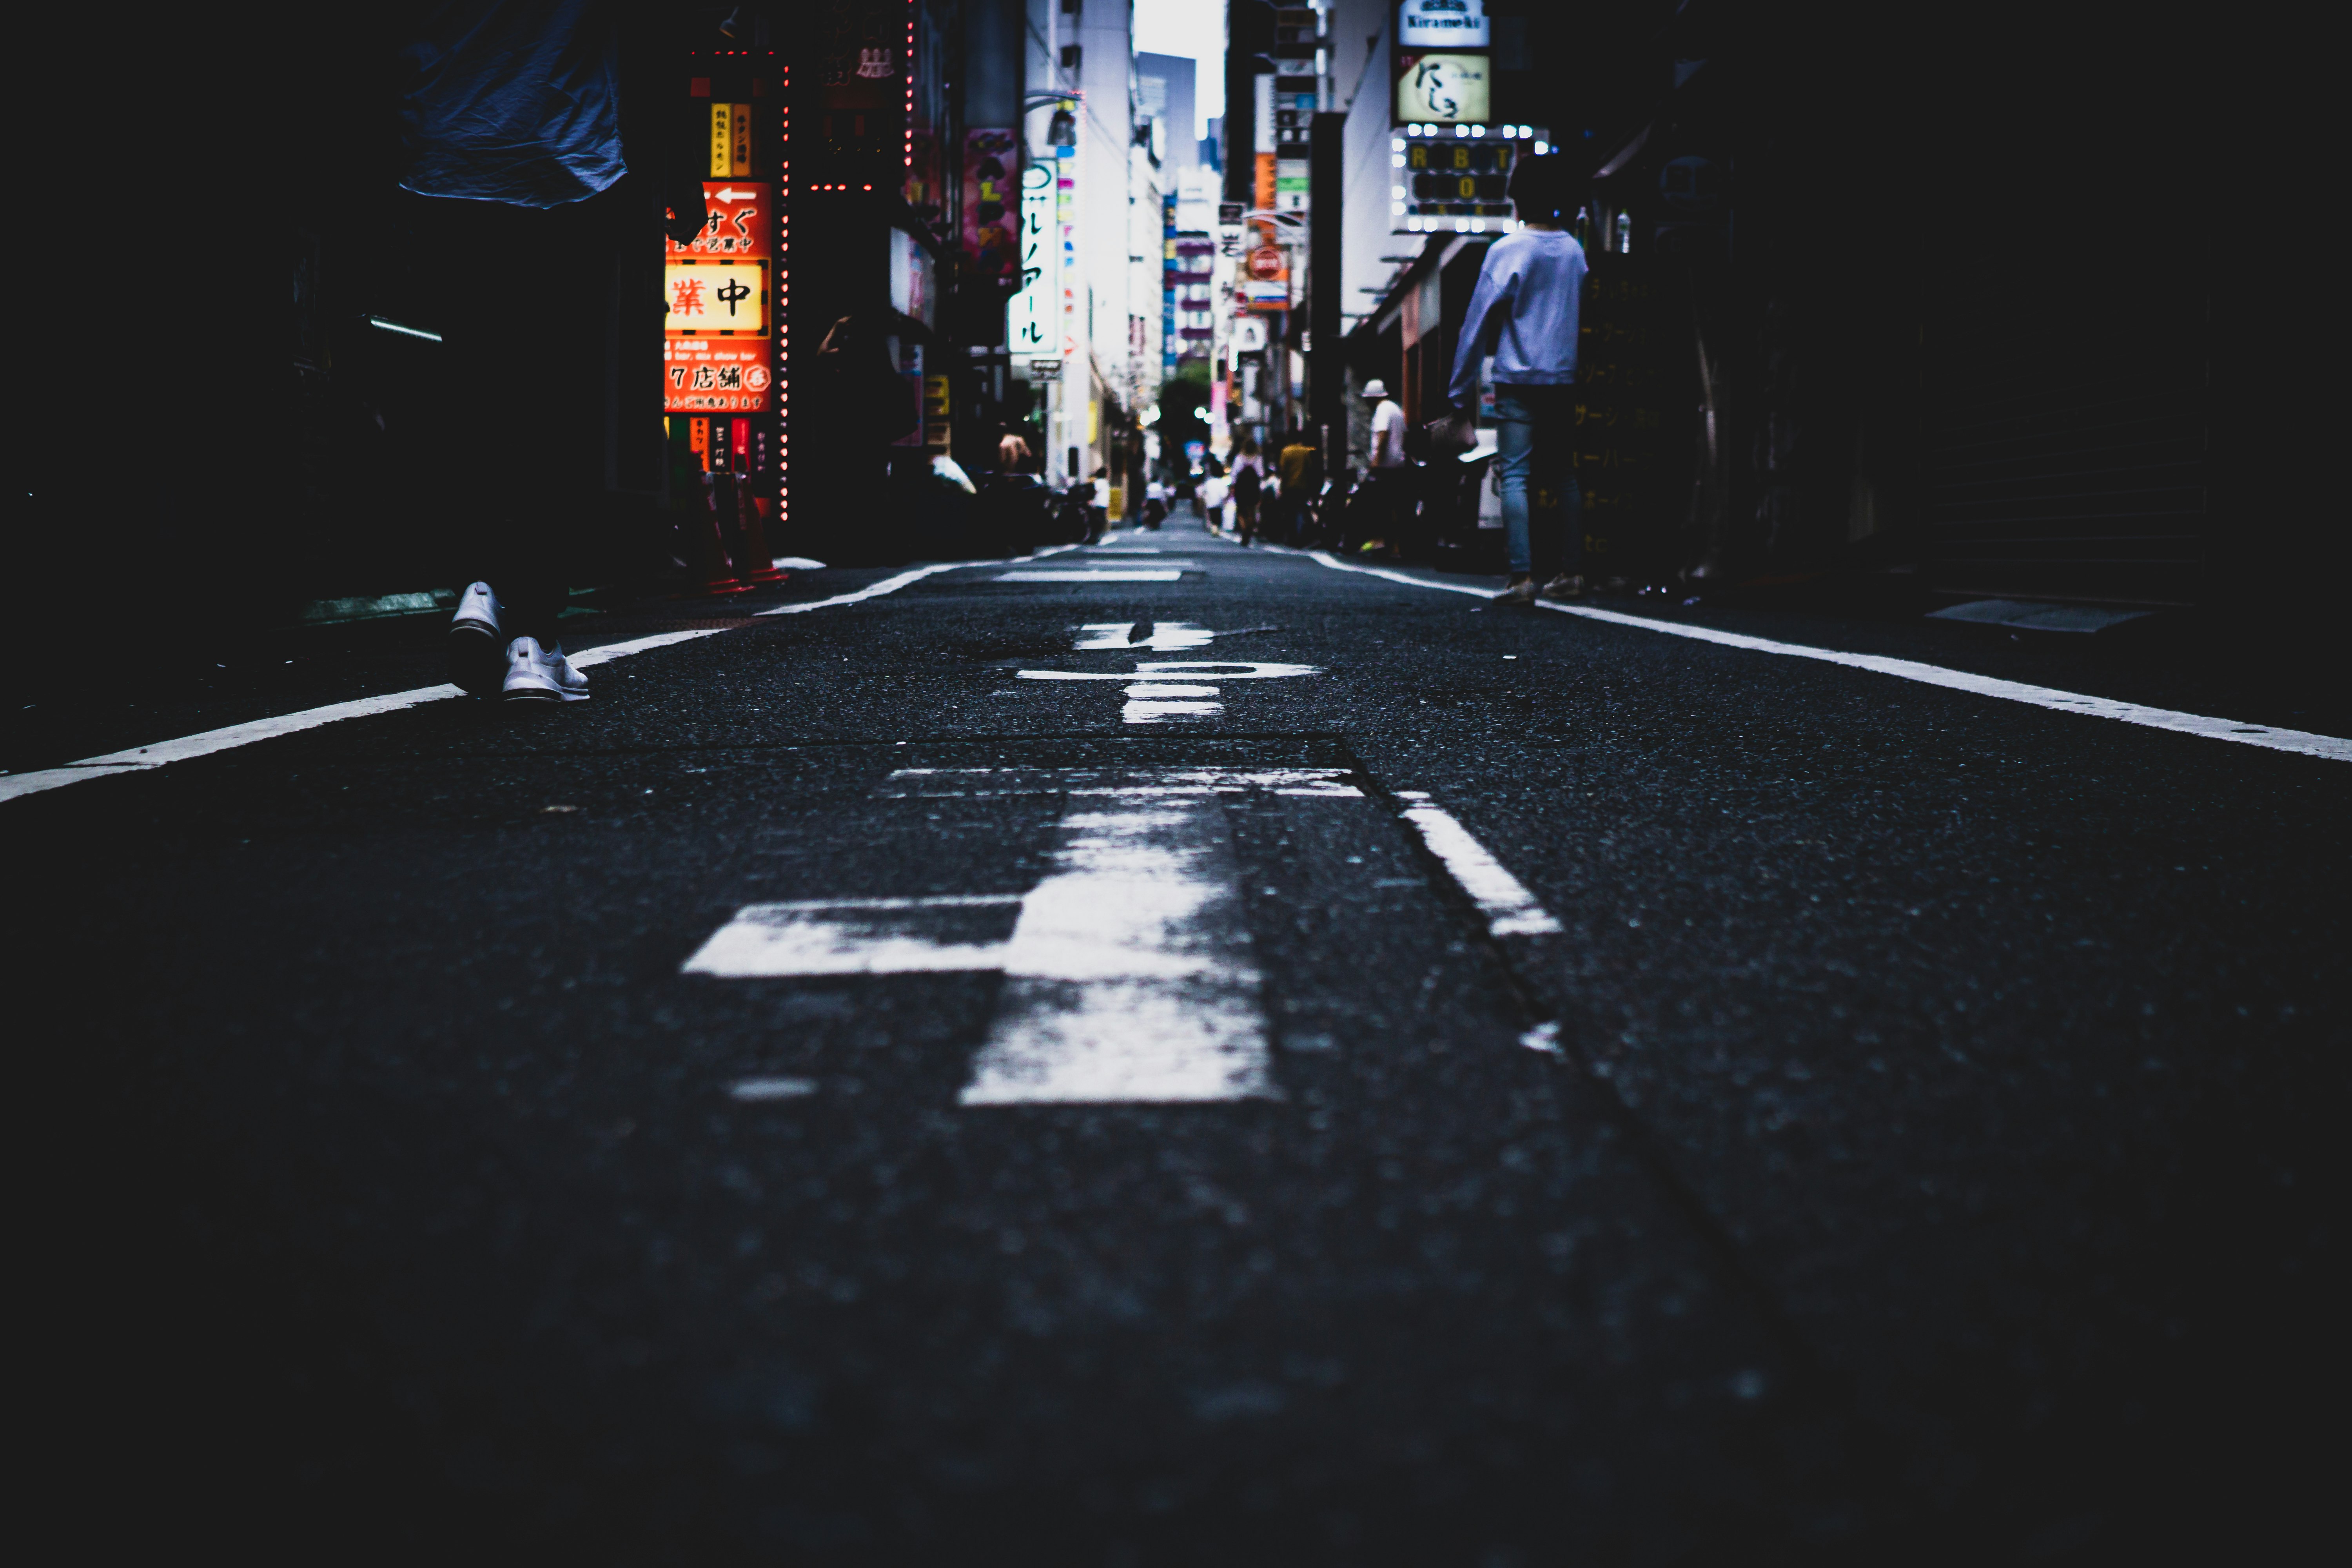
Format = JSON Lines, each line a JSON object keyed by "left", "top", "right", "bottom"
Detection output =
{"left": 1445, "top": 229, "right": 1588, "bottom": 407}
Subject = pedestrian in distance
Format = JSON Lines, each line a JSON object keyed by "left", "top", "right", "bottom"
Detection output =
{"left": 1276, "top": 427, "right": 1321, "bottom": 548}
{"left": 1199, "top": 458, "right": 1230, "bottom": 533}
{"left": 1443, "top": 153, "right": 1590, "bottom": 605}
{"left": 1233, "top": 444, "right": 1264, "bottom": 546}
{"left": 1359, "top": 380, "right": 1410, "bottom": 555}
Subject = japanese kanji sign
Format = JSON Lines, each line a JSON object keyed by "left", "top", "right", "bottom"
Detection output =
{"left": 664, "top": 180, "right": 773, "bottom": 413}
{"left": 666, "top": 262, "right": 766, "bottom": 333}
{"left": 664, "top": 337, "right": 774, "bottom": 412}
{"left": 668, "top": 182, "right": 771, "bottom": 261}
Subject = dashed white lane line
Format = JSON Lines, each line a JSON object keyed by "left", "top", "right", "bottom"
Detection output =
{"left": 0, "top": 554, "right": 1071, "bottom": 807}
{"left": 1394, "top": 791, "right": 1563, "bottom": 936}
{"left": 1285, "top": 549, "right": 2352, "bottom": 764}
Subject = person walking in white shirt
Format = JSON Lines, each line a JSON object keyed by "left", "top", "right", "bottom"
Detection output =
{"left": 1445, "top": 154, "right": 1589, "bottom": 604}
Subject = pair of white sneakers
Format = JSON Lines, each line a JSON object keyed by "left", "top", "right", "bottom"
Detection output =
{"left": 448, "top": 583, "right": 590, "bottom": 702}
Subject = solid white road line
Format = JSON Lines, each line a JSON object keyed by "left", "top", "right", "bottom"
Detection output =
{"left": 1285, "top": 549, "right": 2352, "bottom": 765}
{"left": 1, "top": 555, "right": 1063, "bottom": 807}
{"left": 1394, "top": 792, "right": 1563, "bottom": 936}
{"left": 0, "top": 684, "right": 473, "bottom": 804}
{"left": 961, "top": 793, "right": 1273, "bottom": 1105}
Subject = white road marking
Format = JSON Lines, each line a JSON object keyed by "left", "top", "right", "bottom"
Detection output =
{"left": 730, "top": 1077, "right": 818, "bottom": 1101}
{"left": 1282, "top": 548, "right": 2352, "bottom": 765}
{"left": 1075, "top": 622, "right": 1216, "bottom": 650}
{"left": 1014, "top": 661, "right": 1317, "bottom": 727}
{"left": 0, "top": 685, "right": 473, "bottom": 805}
{"left": 995, "top": 569, "right": 1186, "bottom": 582}
{"left": 0, "top": 553, "right": 1074, "bottom": 807}
{"left": 685, "top": 774, "right": 1280, "bottom": 1105}
{"left": 961, "top": 793, "right": 1273, "bottom": 1105}
{"left": 681, "top": 895, "right": 1024, "bottom": 976}
{"left": 1015, "top": 661, "right": 1319, "bottom": 681}
{"left": 1122, "top": 681, "right": 1221, "bottom": 724}
{"left": 1123, "top": 702, "right": 1222, "bottom": 724}
{"left": 877, "top": 767, "right": 1360, "bottom": 798}
{"left": 1394, "top": 793, "right": 1563, "bottom": 936}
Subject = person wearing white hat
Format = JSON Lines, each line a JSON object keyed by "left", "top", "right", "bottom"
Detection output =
{"left": 1349, "top": 378, "right": 1412, "bottom": 556}
{"left": 1365, "top": 379, "right": 1409, "bottom": 472}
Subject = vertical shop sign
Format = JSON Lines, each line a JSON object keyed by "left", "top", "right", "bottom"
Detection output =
{"left": 1056, "top": 136, "right": 1078, "bottom": 358}
{"left": 666, "top": 180, "right": 774, "bottom": 413}
{"left": 1007, "top": 163, "right": 1057, "bottom": 357}
{"left": 708, "top": 103, "right": 755, "bottom": 176}
{"left": 962, "top": 129, "right": 1018, "bottom": 283}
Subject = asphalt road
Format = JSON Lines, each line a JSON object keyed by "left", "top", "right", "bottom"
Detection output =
{"left": 13, "top": 518, "right": 2345, "bottom": 1563}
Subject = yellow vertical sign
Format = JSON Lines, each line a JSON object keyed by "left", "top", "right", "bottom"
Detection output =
{"left": 729, "top": 104, "right": 753, "bottom": 176}
{"left": 709, "top": 103, "right": 731, "bottom": 177}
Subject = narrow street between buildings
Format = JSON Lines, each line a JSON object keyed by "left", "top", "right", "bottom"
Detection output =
{"left": 13, "top": 517, "right": 2343, "bottom": 1561}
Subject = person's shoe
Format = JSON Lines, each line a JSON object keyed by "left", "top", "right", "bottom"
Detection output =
{"left": 502, "top": 637, "right": 590, "bottom": 702}
{"left": 1494, "top": 575, "right": 1539, "bottom": 605}
{"left": 447, "top": 582, "right": 506, "bottom": 697}
{"left": 1540, "top": 573, "right": 1586, "bottom": 600}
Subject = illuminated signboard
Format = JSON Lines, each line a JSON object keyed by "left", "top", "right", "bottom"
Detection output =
{"left": 1395, "top": 53, "right": 1490, "bottom": 126}
{"left": 962, "top": 129, "right": 1019, "bottom": 283}
{"left": 667, "top": 261, "right": 767, "bottom": 335}
{"left": 1007, "top": 162, "right": 1058, "bottom": 364}
{"left": 665, "top": 180, "right": 773, "bottom": 413}
{"left": 1397, "top": 0, "right": 1489, "bottom": 50}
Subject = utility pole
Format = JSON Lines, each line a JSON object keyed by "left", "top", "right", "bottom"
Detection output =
{"left": 1309, "top": 107, "right": 1343, "bottom": 475}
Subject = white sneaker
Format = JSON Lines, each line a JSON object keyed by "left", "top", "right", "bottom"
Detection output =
{"left": 447, "top": 582, "right": 506, "bottom": 697}
{"left": 501, "top": 636, "right": 590, "bottom": 702}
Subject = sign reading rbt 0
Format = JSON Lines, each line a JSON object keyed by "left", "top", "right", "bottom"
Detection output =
{"left": 1405, "top": 140, "right": 1512, "bottom": 205}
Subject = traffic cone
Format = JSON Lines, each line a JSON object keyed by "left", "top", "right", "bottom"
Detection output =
{"left": 669, "top": 472, "right": 752, "bottom": 597}
{"left": 725, "top": 469, "right": 787, "bottom": 585}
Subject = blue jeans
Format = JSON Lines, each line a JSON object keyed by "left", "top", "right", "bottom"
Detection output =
{"left": 1494, "top": 385, "right": 1583, "bottom": 576}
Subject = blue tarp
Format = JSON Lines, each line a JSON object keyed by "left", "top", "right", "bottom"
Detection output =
{"left": 397, "top": 0, "right": 625, "bottom": 207}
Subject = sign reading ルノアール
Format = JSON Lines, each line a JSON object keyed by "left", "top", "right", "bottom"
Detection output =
{"left": 1007, "top": 162, "right": 1059, "bottom": 363}
{"left": 666, "top": 181, "right": 773, "bottom": 413}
